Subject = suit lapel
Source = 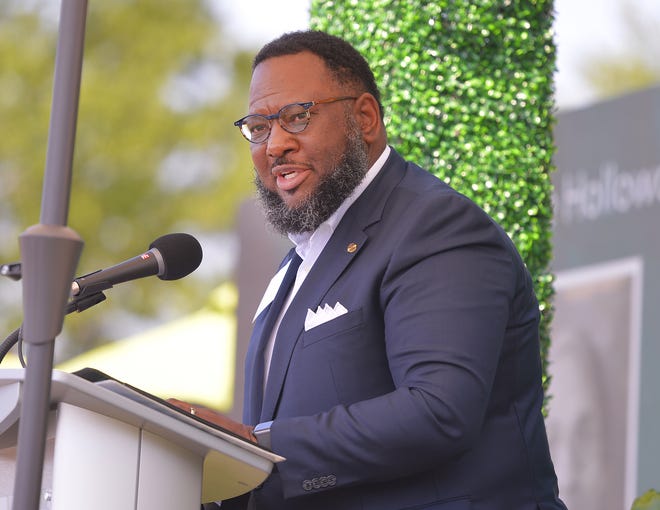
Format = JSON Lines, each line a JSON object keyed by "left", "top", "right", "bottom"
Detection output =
{"left": 259, "top": 149, "right": 409, "bottom": 421}
{"left": 260, "top": 228, "right": 368, "bottom": 421}
{"left": 243, "top": 248, "right": 300, "bottom": 424}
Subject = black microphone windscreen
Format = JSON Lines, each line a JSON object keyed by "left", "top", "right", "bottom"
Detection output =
{"left": 150, "top": 233, "right": 203, "bottom": 280}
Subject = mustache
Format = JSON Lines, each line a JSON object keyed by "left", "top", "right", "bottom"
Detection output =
{"left": 270, "top": 157, "right": 312, "bottom": 170}
{"left": 272, "top": 157, "right": 292, "bottom": 167}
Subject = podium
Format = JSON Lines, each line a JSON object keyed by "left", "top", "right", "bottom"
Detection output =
{"left": 0, "top": 369, "right": 282, "bottom": 510}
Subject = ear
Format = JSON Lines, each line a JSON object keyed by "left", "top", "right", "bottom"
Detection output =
{"left": 353, "top": 92, "right": 383, "bottom": 145}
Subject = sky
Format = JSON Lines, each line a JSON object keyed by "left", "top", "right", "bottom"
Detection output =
{"left": 210, "top": 0, "right": 310, "bottom": 49}
{"left": 553, "top": 0, "right": 660, "bottom": 109}
{"left": 217, "top": 0, "right": 660, "bottom": 111}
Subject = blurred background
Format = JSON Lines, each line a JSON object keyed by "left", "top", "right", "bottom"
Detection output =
{"left": 1, "top": 0, "right": 659, "bottom": 508}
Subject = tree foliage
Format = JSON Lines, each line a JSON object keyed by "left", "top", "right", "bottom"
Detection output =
{"left": 0, "top": 0, "right": 255, "bottom": 359}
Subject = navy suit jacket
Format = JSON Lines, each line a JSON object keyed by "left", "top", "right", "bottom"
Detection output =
{"left": 240, "top": 149, "right": 566, "bottom": 510}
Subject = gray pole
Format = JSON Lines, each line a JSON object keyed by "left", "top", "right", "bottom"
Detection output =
{"left": 12, "top": 1, "right": 88, "bottom": 509}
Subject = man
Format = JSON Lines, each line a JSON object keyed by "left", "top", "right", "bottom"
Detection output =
{"left": 173, "top": 30, "right": 567, "bottom": 510}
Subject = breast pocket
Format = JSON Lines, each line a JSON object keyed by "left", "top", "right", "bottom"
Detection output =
{"left": 302, "top": 308, "right": 363, "bottom": 347}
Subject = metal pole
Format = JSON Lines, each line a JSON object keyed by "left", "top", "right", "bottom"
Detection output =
{"left": 12, "top": 1, "right": 88, "bottom": 508}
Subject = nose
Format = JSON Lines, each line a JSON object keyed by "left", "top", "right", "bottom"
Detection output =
{"left": 266, "top": 120, "right": 298, "bottom": 159}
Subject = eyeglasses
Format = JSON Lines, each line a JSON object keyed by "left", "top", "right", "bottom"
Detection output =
{"left": 233, "top": 96, "right": 357, "bottom": 144}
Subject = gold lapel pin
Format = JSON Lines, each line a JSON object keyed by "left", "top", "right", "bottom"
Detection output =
{"left": 347, "top": 242, "right": 358, "bottom": 253}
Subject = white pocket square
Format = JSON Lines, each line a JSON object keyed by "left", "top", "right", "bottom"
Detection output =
{"left": 304, "top": 302, "right": 348, "bottom": 331}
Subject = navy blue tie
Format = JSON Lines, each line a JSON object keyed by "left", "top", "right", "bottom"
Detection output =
{"left": 243, "top": 251, "right": 302, "bottom": 424}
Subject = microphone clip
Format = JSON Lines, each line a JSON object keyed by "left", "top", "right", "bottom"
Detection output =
{"left": 67, "top": 291, "right": 107, "bottom": 314}
{"left": 0, "top": 262, "right": 22, "bottom": 281}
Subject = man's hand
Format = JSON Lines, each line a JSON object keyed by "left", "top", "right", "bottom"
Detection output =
{"left": 167, "top": 398, "right": 257, "bottom": 443}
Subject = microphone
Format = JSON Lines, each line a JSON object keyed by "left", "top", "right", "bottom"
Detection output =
{"left": 71, "top": 233, "right": 203, "bottom": 297}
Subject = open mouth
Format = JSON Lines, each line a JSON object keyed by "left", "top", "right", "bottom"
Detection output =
{"left": 274, "top": 166, "right": 310, "bottom": 192}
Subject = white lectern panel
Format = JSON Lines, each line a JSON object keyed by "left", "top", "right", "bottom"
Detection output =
{"left": 52, "top": 403, "right": 140, "bottom": 510}
{"left": 137, "top": 430, "right": 201, "bottom": 510}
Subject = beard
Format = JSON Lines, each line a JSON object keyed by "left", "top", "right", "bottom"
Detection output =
{"left": 254, "top": 118, "right": 370, "bottom": 235}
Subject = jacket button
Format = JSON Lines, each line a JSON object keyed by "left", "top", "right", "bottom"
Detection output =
{"left": 302, "top": 475, "right": 337, "bottom": 491}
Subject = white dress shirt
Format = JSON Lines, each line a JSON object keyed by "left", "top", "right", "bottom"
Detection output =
{"left": 261, "top": 146, "right": 391, "bottom": 386}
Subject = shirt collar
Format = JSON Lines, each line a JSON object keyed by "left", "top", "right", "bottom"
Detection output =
{"left": 289, "top": 146, "right": 391, "bottom": 257}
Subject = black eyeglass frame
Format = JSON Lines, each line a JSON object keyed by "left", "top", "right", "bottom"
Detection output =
{"left": 233, "top": 96, "right": 358, "bottom": 144}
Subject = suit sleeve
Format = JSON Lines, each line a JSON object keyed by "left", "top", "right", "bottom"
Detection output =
{"left": 271, "top": 190, "right": 533, "bottom": 499}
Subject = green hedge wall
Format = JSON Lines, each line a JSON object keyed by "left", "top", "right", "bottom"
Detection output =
{"left": 311, "top": 0, "right": 556, "bottom": 403}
